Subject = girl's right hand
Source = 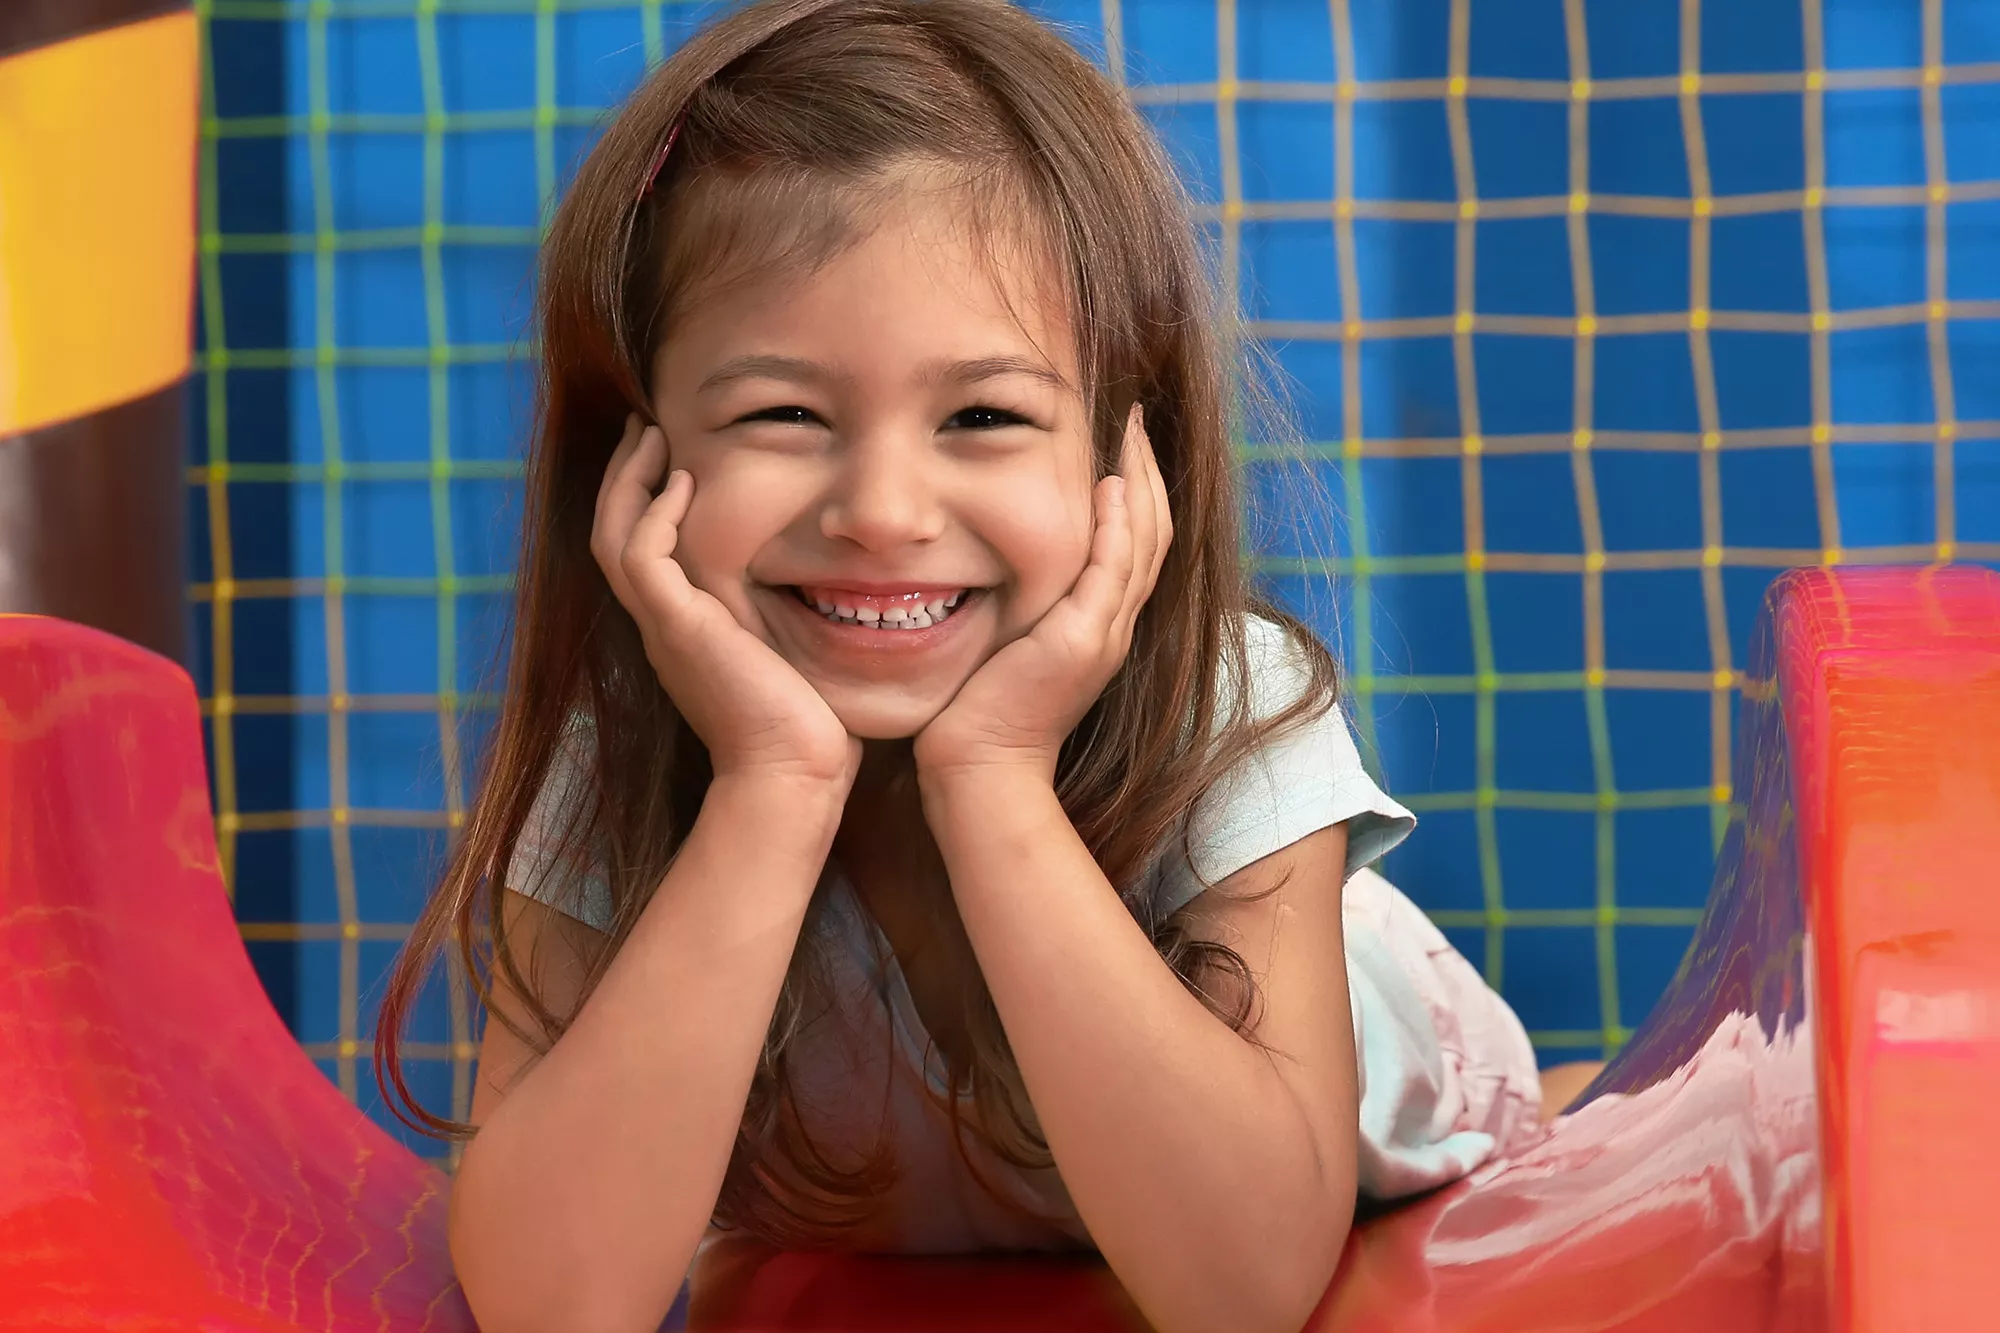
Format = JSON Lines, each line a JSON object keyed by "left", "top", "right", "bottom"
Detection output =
{"left": 592, "top": 414, "right": 860, "bottom": 790}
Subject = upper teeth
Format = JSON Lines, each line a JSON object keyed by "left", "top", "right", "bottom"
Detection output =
{"left": 810, "top": 592, "right": 964, "bottom": 629}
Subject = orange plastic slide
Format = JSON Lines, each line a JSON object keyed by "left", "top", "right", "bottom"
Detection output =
{"left": 3, "top": 565, "right": 1996, "bottom": 1331}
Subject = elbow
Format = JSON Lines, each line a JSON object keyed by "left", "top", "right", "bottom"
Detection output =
{"left": 449, "top": 1148, "right": 685, "bottom": 1333}
{"left": 452, "top": 1237, "right": 678, "bottom": 1333}
{"left": 1236, "top": 1166, "right": 1355, "bottom": 1333}
{"left": 1274, "top": 1225, "right": 1350, "bottom": 1333}
{"left": 1150, "top": 1208, "right": 1352, "bottom": 1333}
{"left": 1251, "top": 1223, "right": 1351, "bottom": 1333}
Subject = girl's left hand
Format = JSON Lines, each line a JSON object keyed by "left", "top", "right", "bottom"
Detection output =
{"left": 914, "top": 404, "right": 1171, "bottom": 784}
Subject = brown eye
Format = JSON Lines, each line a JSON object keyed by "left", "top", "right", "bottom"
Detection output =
{"left": 947, "top": 405, "right": 1030, "bottom": 430}
{"left": 740, "top": 406, "right": 822, "bottom": 426}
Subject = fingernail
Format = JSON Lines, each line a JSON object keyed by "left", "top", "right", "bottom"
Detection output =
{"left": 1107, "top": 476, "right": 1127, "bottom": 506}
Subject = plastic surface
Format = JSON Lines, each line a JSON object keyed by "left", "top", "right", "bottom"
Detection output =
{"left": 0, "top": 10, "right": 197, "bottom": 435}
{"left": 3, "top": 565, "right": 1997, "bottom": 1331}
{"left": 0, "top": 614, "right": 472, "bottom": 1331}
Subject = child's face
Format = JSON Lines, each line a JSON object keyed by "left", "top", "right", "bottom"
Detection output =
{"left": 649, "top": 184, "right": 1096, "bottom": 740}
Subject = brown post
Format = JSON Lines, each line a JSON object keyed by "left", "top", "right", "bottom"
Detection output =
{"left": 0, "top": 0, "right": 197, "bottom": 665}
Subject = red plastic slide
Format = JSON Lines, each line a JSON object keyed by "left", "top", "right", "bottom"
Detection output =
{"left": 3, "top": 565, "right": 1996, "bottom": 1331}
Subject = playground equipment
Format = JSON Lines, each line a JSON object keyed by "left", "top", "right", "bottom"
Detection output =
{"left": 0, "top": 4, "right": 195, "bottom": 663}
{"left": 3, "top": 563, "right": 1997, "bottom": 1330}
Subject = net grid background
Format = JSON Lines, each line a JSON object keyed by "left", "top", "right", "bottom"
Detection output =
{"left": 187, "top": 0, "right": 2000, "bottom": 1160}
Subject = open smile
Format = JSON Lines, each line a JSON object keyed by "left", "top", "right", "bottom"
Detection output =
{"left": 767, "top": 582, "right": 987, "bottom": 652}
{"left": 795, "top": 585, "right": 970, "bottom": 630}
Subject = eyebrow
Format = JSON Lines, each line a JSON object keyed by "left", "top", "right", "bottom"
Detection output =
{"left": 696, "top": 354, "right": 1074, "bottom": 395}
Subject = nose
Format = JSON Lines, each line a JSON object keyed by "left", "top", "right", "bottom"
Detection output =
{"left": 819, "top": 432, "right": 946, "bottom": 552}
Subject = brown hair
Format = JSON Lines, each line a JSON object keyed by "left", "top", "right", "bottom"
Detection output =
{"left": 374, "top": 0, "right": 1339, "bottom": 1245}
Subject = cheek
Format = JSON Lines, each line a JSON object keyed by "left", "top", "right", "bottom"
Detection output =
{"left": 669, "top": 473, "right": 780, "bottom": 596}
{"left": 980, "top": 473, "right": 1095, "bottom": 610}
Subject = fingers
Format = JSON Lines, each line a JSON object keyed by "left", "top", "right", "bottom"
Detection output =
{"left": 620, "top": 467, "right": 698, "bottom": 615}
{"left": 1060, "top": 470, "right": 1138, "bottom": 631}
{"left": 1048, "top": 403, "right": 1165, "bottom": 650}
{"left": 1113, "top": 403, "right": 1171, "bottom": 632}
{"left": 595, "top": 412, "right": 646, "bottom": 512}
{"left": 592, "top": 416, "right": 671, "bottom": 610}
{"left": 1139, "top": 406, "right": 1172, "bottom": 574}
{"left": 627, "top": 468, "right": 694, "bottom": 568}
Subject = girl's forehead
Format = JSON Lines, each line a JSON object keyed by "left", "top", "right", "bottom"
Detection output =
{"left": 660, "top": 168, "right": 1079, "bottom": 369}
{"left": 848, "top": 189, "right": 1067, "bottom": 311}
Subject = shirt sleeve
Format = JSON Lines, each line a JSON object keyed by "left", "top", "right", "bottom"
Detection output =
{"left": 1150, "top": 615, "right": 1415, "bottom": 921}
{"left": 504, "top": 716, "right": 615, "bottom": 933}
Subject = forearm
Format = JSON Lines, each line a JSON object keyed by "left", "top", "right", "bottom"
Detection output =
{"left": 923, "top": 771, "right": 1353, "bottom": 1333}
{"left": 450, "top": 773, "right": 842, "bottom": 1333}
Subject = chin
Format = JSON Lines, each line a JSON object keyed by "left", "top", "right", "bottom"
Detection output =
{"left": 822, "top": 692, "right": 949, "bottom": 742}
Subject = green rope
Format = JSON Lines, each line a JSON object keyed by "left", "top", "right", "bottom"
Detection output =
{"left": 535, "top": 0, "right": 558, "bottom": 223}
{"left": 415, "top": 0, "right": 464, "bottom": 721}
{"left": 306, "top": 0, "right": 363, "bottom": 1104}
{"left": 641, "top": 0, "right": 664, "bottom": 67}
{"left": 192, "top": 0, "right": 242, "bottom": 892}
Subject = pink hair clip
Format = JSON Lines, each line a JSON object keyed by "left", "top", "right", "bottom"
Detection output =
{"left": 637, "top": 118, "right": 683, "bottom": 203}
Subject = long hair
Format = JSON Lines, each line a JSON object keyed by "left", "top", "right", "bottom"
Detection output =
{"left": 374, "top": 0, "right": 1339, "bottom": 1246}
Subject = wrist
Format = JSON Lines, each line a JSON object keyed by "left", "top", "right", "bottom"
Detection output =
{"left": 913, "top": 734, "right": 1057, "bottom": 790}
{"left": 916, "top": 758, "right": 1060, "bottom": 824}
{"left": 704, "top": 769, "right": 850, "bottom": 848}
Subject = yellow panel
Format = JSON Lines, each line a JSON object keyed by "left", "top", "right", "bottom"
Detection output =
{"left": 0, "top": 12, "right": 197, "bottom": 436}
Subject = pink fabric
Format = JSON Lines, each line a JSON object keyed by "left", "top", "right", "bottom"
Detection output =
{"left": 1436, "top": 1009, "right": 1819, "bottom": 1266}
{"left": 1342, "top": 868, "right": 1547, "bottom": 1198}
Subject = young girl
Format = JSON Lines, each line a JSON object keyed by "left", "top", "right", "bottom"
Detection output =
{"left": 377, "top": 2, "right": 1587, "bottom": 1330}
